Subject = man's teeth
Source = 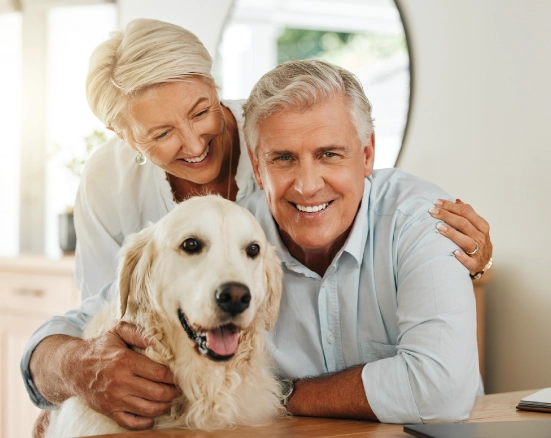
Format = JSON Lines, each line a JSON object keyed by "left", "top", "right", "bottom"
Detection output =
{"left": 183, "top": 144, "right": 209, "bottom": 163}
{"left": 295, "top": 203, "right": 329, "bottom": 213}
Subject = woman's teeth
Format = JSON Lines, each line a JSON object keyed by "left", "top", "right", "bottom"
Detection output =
{"left": 295, "top": 202, "right": 329, "bottom": 213}
{"left": 183, "top": 144, "right": 210, "bottom": 163}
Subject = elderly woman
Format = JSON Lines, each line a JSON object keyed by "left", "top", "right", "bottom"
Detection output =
{"left": 24, "top": 19, "right": 492, "bottom": 431}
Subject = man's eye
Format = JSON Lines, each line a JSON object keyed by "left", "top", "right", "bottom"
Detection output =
{"left": 181, "top": 238, "right": 203, "bottom": 254}
{"left": 323, "top": 152, "right": 337, "bottom": 158}
{"left": 277, "top": 155, "right": 292, "bottom": 161}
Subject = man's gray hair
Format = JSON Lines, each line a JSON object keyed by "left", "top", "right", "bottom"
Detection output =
{"left": 243, "top": 59, "right": 374, "bottom": 157}
{"left": 86, "top": 18, "right": 214, "bottom": 131}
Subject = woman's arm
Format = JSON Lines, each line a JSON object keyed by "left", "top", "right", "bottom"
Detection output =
{"left": 430, "top": 199, "right": 493, "bottom": 277}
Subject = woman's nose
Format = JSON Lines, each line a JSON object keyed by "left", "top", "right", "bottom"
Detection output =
{"left": 178, "top": 127, "right": 206, "bottom": 157}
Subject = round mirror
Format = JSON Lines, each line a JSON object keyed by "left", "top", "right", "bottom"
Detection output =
{"left": 215, "top": 0, "right": 410, "bottom": 168}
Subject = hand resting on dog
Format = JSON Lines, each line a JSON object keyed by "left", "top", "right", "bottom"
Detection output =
{"left": 30, "top": 321, "right": 179, "bottom": 430}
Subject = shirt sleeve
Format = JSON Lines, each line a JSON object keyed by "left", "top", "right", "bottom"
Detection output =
{"left": 20, "top": 281, "right": 116, "bottom": 409}
{"left": 73, "top": 167, "right": 122, "bottom": 301}
{"left": 361, "top": 209, "right": 480, "bottom": 423}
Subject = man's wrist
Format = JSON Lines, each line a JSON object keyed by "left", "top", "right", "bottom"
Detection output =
{"left": 280, "top": 378, "right": 297, "bottom": 407}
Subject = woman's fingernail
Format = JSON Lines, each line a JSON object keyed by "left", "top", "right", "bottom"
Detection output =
{"left": 429, "top": 207, "right": 439, "bottom": 215}
{"left": 437, "top": 223, "right": 448, "bottom": 232}
{"left": 454, "top": 250, "right": 462, "bottom": 257}
{"left": 434, "top": 199, "right": 443, "bottom": 207}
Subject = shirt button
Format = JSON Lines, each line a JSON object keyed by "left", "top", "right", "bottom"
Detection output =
{"left": 322, "top": 280, "right": 328, "bottom": 288}
{"left": 327, "top": 334, "right": 335, "bottom": 344}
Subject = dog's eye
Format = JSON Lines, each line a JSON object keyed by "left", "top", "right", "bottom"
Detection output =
{"left": 246, "top": 243, "right": 260, "bottom": 259}
{"left": 181, "top": 238, "right": 202, "bottom": 254}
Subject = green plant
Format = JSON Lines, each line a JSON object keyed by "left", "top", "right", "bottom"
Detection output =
{"left": 63, "top": 130, "right": 107, "bottom": 178}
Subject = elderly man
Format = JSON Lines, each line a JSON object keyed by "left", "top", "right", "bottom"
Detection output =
{"left": 238, "top": 60, "right": 479, "bottom": 421}
{"left": 23, "top": 60, "right": 479, "bottom": 429}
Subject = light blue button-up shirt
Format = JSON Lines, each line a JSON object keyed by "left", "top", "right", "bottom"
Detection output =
{"left": 21, "top": 169, "right": 479, "bottom": 424}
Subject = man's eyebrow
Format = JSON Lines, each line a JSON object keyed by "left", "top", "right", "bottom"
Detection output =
{"left": 318, "top": 145, "right": 348, "bottom": 153}
{"left": 263, "top": 149, "right": 294, "bottom": 158}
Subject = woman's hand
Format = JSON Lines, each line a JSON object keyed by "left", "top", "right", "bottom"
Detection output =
{"left": 430, "top": 199, "right": 493, "bottom": 277}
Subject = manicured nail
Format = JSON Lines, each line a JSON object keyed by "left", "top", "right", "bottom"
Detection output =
{"left": 454, "top": 250, "right": 462, "bottom": 257}
{"left": 429, "top": 207, "right": 439, "bottom": 215}
{"left": 437, "top": 223, "right": 448, "bottom": 232}
{"left": 433, "top": 199, "right": 443, "bottom": 206}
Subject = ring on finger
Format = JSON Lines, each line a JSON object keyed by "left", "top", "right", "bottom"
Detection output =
{"left": 465, "top": 241, "right": 479, "bottom": 256}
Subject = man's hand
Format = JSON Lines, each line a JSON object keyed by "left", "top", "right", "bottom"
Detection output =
{"left": 30, "top": 322, "right": 179, "bottom": 430}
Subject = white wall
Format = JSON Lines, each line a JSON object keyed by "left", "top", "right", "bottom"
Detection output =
{"left": 117, "top": 0, "right": 233, "bottom": 58}
{"left": 396, "top": 0, "right": 551, "bottom": 393}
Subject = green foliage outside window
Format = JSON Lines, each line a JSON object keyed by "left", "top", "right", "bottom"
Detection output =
{"left": 277, "top": 28, "right": 407, "bottom": 67}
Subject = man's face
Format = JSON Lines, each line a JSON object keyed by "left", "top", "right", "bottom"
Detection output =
{"left": 248, "top": 93, "right": 375, "bottom": 261}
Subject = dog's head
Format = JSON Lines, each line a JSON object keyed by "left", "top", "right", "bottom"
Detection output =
{"left": 117, "top": 195, "right": 282, "bottom": 362}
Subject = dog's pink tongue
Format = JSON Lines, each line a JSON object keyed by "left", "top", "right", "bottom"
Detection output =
{"left": 206, "top": 326, "right": 240, "bottom": 356}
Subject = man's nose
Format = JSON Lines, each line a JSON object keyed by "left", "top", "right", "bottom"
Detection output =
{"left": 294, "top": 162, "right": 324, "bottom": 197}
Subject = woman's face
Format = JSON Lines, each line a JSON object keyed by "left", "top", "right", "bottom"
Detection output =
{"left": 123, "top": 78, "right": 227, "bottom": 185}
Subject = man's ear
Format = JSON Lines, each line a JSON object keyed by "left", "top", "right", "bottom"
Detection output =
{"left": 363, "top": 131, "right": 376, "bottom": 178}
{"left": 247, "top": 147, "right": 264, "bottom": 190}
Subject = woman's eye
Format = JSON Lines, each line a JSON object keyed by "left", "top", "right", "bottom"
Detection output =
{"left": 181, "top": 238, "right": 203, "bottom": 254}
{"left": 195, "top": 109, "right": 208, "bottom": 118}
{"left": 246, "top": 243, "right": 260, "bottom": 259}
{"left": 155, "top": 131, "right": 169, "bottom": 140}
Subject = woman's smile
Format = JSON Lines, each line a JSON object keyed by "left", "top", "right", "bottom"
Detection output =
{"left": 180, "top": 141, "right": 211, "bottom": 164}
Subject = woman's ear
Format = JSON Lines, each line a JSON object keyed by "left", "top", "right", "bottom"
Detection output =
{"left": 117, "top": 226, "right": 155, "bottom": 319}
{"left": 258, "top": 242, "right": 283, "bottom": 331}
{"left": 107, "top": 125, "right": 124, "bottom": 141}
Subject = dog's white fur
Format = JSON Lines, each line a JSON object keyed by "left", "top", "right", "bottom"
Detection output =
{"left": 46, "top": 196, "right": 285, "bottom": 437}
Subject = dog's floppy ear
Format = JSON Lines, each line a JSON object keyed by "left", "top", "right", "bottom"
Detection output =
{"left": 117, "top": 225, "right": 156, "bottom": 319}
{"left": 259, "top": 242, "right": 283, "bottom": 331}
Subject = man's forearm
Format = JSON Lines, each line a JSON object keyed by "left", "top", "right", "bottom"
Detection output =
{"left": 287, "top": 366, "right": 377, "bottom": 421}
{"left": 29, "top": 335, "right": 86, "bottom": 405}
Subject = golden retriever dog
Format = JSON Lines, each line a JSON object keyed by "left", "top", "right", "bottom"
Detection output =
{"left": 46, "top": 195, "right": 285, "bottom": 437}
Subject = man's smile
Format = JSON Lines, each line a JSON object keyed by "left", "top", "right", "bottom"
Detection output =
{"left": 292, "top": 201, "right": 332, "bottom": 213}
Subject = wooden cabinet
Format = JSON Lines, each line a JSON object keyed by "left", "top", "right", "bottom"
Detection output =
{"left": 0, "top": 257, "right": 78, "bottom": 438}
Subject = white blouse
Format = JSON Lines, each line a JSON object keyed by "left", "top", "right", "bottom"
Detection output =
{"left": 73, "top": 99, "right": 257, "bottom": 300}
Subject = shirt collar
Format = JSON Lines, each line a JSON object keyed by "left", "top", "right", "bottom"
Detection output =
{"left": 340, "top": 178, "right": 371, "bottom": 267}
{"left": 256, "top": 178, "right": 372, "bottom": 274}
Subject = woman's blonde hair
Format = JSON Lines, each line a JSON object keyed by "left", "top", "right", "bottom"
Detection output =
{"left": 86, "top": 18, "right": 214, "bottom": 130}
{"left": 243, "top": 59, "right": 374, "bottom": 157}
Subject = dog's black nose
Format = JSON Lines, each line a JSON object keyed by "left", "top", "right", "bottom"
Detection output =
{"left": 215, "top": 282, "right": 251, "bottom": 316}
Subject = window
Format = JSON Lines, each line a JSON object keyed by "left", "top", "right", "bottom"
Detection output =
{"left": 45, "top": 3, "right": 117, "bottom": 256}
{"left": 216, "top": 0, "right": 410, "bottom": 169}
{"left": 0, "top": 13, "right": 22, "bottom": 256}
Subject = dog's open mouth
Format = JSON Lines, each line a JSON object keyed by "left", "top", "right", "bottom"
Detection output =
{"left": 178, "top": 309, "right": 240, "bottom": 361}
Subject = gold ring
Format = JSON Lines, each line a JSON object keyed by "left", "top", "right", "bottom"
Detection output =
{"left": 466, "top": 241, "right": 479, "bottom": 256}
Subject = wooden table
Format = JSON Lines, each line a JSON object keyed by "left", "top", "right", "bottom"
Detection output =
{"left": 96, "top": 389, "right": 550, "bottom": 437}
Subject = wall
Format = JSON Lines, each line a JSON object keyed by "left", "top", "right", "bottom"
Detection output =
{"left": 118, "top": 0, "right": 233, "bottom": 58}
{"left": 396, "top": 0, "right": 551, "bottom": 393}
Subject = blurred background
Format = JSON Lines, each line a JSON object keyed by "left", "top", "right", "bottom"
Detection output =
{"left": 0, "top": 0, "right": 550, "bottom": 435}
